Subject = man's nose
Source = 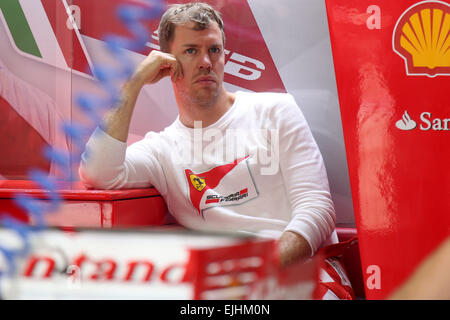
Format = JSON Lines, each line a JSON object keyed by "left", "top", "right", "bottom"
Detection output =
{"left": 198, "top": 52, "right": 212, "bottom": 71}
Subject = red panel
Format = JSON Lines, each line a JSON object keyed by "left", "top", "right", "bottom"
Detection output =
{"left": 325, "top": 0, "right": 450, "bottom": 299}
{"left": 0, "top": 180, "right": 161, "bottom": 200}
{"left": 336, "top": 228, "right": 364, "bottom": 298}
{"left": 0, "top": 198, "right": 30, "bottom": 223}
{"left": 72, "top": 0, "right": 285, "bottom": 92}
{"left": 186, "top": 240, "right": 278, "bottom": 299}
{"left": 112, "top": 197, "right": 168, "bottom": 227}
{"left": 0, "top": 180, "right": 167, "bottom": 227}
{"left": 0, "top": 97, "right": 50, "bottom": 179}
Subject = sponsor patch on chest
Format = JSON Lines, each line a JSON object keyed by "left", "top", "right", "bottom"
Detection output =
{"left": 185, "top": 156, "right": 258, "bottom": 217}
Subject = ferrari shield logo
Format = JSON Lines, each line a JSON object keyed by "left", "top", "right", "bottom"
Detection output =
{"left": 189, "top": 174, "right": 206, "bottom": 192}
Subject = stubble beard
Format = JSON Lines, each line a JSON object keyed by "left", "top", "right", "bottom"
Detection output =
{"left": 193, "top": 85, "right": 220, "bottom": 108}
{"left": 177, "top": 76, "right": 222, "bottom": 109}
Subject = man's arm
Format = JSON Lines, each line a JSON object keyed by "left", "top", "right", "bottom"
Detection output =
{"left": 278, "top": 230, "right": 312, "bottom": 266}
{"left": 102, "top": 50, "right": 183, "bottom": 142}
{"left": 276, "top": 94, "right": 336, "bottom": 266}
{"left": 79, "top": 51, "right": 182, "bottom": 189}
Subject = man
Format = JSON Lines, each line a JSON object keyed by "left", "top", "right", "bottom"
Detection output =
{"left": 80, "top": 3, "right": 337, "bottom": 271}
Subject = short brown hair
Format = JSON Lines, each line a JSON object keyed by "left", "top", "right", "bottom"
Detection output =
{"left": 157, "top": 2, "right": 225, "bottom": 53}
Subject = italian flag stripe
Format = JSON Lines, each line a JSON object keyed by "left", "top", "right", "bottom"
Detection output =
{"left": 0, "top": 0, "right": 41, "bottom": 57}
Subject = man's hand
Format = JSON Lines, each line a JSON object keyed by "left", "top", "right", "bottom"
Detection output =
{"left": 278, "top": 230, "right": 312, "bottom": 267}
{"left": 102, "top": 51, "right": 183, "bottom": 142}
{"left": 132, "top": 50, "right": 183, "bottom": 87}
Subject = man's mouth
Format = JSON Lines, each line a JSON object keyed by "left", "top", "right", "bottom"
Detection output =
{"left": 195, "top": 76, "right": 216, "bottom": 84}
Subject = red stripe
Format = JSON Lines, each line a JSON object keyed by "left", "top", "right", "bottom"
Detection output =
{"left": 41, "top": 0, "right": 91, "bottom": 74}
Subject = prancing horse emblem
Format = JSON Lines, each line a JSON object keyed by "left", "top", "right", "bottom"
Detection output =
{"left": 189, "top": 174, "right": 206, "bottom": 192}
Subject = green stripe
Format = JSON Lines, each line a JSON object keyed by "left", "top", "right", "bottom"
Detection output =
{"left": 0, "top": 0, "right": 41, "bottom": 57}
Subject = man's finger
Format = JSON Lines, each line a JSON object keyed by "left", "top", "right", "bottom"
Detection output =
{"left": 171, "top": 63, "right": 183, "bottom": 82}
{"left": 177, "top": 60, "right": 184, "bottom": 80}
{"left": 170, "top": 60, "right": 183, "bottom": 82}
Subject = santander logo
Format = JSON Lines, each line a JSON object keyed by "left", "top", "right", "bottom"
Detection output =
{"left": 395, "top": 110, "right": 417, "bottom": 130}
{"left": 396, "top": 110, "right": 450, "bottom": 131}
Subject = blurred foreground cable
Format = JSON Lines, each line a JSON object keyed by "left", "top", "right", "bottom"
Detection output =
{"left": 0, "top": 0, "right": 165, "bottom": 296}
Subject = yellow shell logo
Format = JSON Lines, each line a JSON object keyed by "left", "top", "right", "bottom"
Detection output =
{"left": 189, "top": 174, "right": 206, "bottom": 192}
{"left": 393, "top": 1, "right": 450, "bottom": 77}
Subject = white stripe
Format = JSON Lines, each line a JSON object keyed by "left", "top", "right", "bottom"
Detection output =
{"left": 61, "top": 0, "right": 94, "bottom": 73}
{"left": 19, "top": 0, "right": 67, "bottom": 69}
{"left": 322, "top": 289, "right": 339, "bottom": 300}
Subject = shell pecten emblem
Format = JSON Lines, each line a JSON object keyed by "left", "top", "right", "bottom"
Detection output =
{"left": 393, "top": 1, "right": 450, "bottom": 77}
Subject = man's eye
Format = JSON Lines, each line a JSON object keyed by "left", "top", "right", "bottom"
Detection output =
{"left": 185, "top": 48, "right": 196, "bottom": 54}
{"left": 209, "top": 47, "right": 221, "bottom": 54}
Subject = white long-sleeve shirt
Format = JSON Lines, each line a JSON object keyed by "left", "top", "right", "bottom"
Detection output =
{"left": 80, "top": 91, "right": 337, "bottom": 254}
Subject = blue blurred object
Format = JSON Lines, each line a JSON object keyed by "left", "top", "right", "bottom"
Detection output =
{"left": 0, "top": 0, "right": 165, "bottom": 295}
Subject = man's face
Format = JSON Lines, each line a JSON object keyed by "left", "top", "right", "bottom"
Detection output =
{"left": 169, "top": 21, "right": 225, "bottom": 106}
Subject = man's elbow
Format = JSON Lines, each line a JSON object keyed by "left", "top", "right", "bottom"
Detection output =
{"left": 319, "top": 201, "right": 337, "bottom": 238}
{"left": 78, "top": 163, "right": 118, "bottom": 190}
